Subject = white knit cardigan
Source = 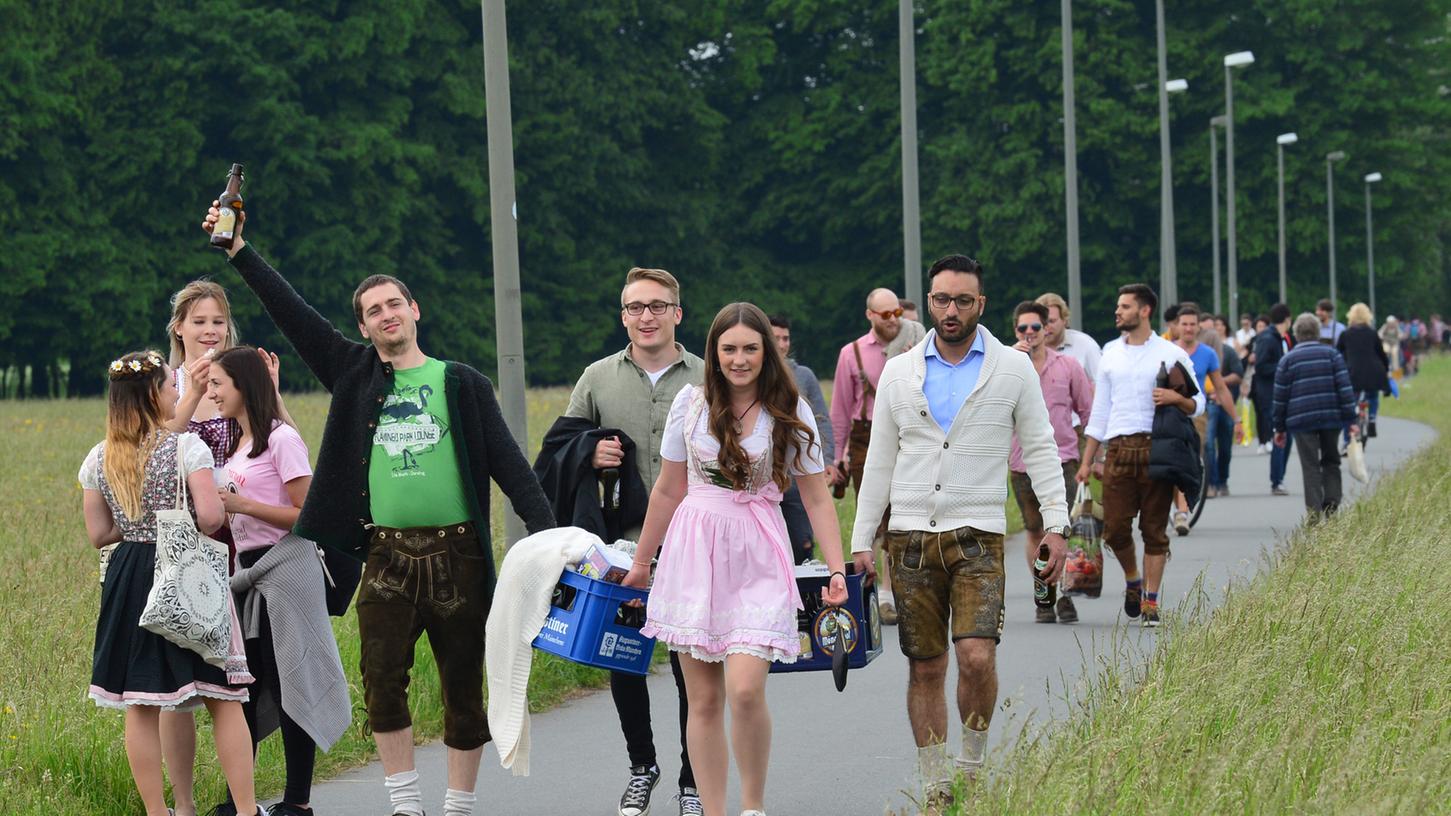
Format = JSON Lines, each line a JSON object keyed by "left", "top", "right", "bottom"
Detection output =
{"left": 850, "top": 325, "right": 1069, "bottom": 552}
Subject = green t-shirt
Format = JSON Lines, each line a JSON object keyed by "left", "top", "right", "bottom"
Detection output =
{"left": 368, "top": 357, "right": 471, "bottom": 528}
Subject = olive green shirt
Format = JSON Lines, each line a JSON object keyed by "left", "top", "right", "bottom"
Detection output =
{"left": 565, "top": 343, "right": 705, "bottom": 503}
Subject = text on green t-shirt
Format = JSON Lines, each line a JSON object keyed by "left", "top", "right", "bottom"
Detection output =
{"left": 368, "top": 357, "right": 471, "bottom": 528}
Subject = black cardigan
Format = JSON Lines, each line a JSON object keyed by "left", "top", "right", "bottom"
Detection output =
{"left": 531, "top": 416, "right": 648, "bottom": 543}
{"left": 228, "top": 245, "right": 555, "bottom": 568}
{"left": 1336, "top": 325, "right": 1392, "bottom": 395}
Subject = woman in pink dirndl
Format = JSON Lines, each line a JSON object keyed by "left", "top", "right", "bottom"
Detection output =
{"left": 624, "top": 303, "right": 848, "bottom": 816}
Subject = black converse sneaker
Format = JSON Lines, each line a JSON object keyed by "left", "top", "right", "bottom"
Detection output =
{"left": 619, "top": 764, "right": 661, "bottom": 816}
{"left": 676, "top": 786, "right": 704, "bottom": 816}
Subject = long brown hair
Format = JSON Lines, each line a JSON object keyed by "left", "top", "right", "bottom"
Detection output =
{"left": 214, "top": 347, "right": 284, "bottom": 459}
{"left": 702, "top": 303, "right": 817, "bottom": 491}
{"left": 167, "top": 280, "right": 238, "bottom": 366}
{"left": 102, "top": 351, "right": 171, "bottom": 519}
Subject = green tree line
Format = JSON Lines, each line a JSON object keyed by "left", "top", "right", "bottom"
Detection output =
{"left": 3, "top": 0, "right": 1448, "bottom": 396}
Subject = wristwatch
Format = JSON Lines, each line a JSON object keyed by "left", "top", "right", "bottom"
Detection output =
{"left": 1045, "top": 525, "right": 1072, "bottom": 539}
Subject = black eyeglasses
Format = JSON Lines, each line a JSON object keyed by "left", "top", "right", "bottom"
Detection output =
{"left": 929, "top": 293, "right": 980, "bottom": 311}
{"left": 1016, "top": 322, "right": 1043, "bottom": 333}
{"left": 622, "top": 301, "right": 678, "bottom": 316}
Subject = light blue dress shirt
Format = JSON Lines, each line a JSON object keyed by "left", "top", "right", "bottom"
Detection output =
{"left": 922, "top": 329, "right": 987, "bottom": 432}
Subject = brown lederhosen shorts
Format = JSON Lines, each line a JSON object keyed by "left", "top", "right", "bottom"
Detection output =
{"left": 886, "top": 526, "right": 1006, "bottom": 659}
{"left": 1101, "top": 434, "right": 1173, "bottom": 557}
{"left": 847, "top": 419, "right": 891, "bottom": 548}
{"left": 357, "top": 521, "right": 492, "bottom": 750}
{"left": 1009, "top": 460, "right": 1079, "bottom": 534}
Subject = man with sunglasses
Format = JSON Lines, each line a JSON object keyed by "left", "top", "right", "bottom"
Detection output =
{"left": 1008, "top": 301, "right": 1093, "bottom": 623}
{"left": 831, "top": 287, "right": 907, "bottom": 623}
{"left": 850, "top": 255, "right": 1068, "bottom": 808}
{"left": 564, "top": 267, "right": 703, "bottom": 816}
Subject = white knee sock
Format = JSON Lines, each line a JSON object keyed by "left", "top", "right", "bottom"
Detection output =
{"left": 443, "top": 787, "right": 476, "bottom": 816}
{"left": 384, "top": 769, "right": 424, "bottom": 816}
{"left": 917, "top": 742, "right": 952, "bottom": 793}
{"left": 955, "top": 726, "right": 989, "bottom": 775}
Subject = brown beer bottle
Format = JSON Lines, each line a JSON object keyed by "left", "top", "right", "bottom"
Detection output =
{"left": 209, "top": 163, "right": 245, "bottom": 250}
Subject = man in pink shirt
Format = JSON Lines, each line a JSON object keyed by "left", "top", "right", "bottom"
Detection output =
{"left": 1008, "top": 301, "right": 1093, "bottom": 623}
{"left": 831, "top": 287, "right": 902, "bottom": 621}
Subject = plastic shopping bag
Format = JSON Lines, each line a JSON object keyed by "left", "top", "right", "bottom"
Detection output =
{"left": 1062, "top": 483, "right": 1105, "bottom": 598}
{"left": 1347, "top": 438, "right": 1369, "bottom": 483}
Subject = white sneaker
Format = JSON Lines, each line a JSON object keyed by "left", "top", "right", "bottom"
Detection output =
{"left": 1173, "top": 510, "right": 1191, "bottom": 536}
{"left": 740, "top": 811, "right": 767, "bottom": 816}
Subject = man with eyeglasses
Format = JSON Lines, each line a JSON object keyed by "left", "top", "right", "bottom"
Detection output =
{"left": 831, "top": 287, "right": 906, "bottom": 623}
{"left": 850, "top": 256, "right": 1068, "bottom": 809}
{"left": 1007, "top": 301, "right": 1092, "bottom": 623}
{"left": 564, "top": 267, "right": 704, "bottom": 816}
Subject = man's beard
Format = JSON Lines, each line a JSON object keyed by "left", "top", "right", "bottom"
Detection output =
{"left": 1116, "top": 312, "right": 1141, "bottom": 332}
{"left": 876, "top": 321, "right": 901, "bottom": 342}
{"left": 938, "top": 314, "right": 978, "bottom": 343}
{"left": 373, "top": 326, "right": 414, "bottom": 356}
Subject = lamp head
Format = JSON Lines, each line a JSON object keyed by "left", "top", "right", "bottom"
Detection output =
{"left": 1277, "top": 132, "right": 1299, "bottom": 146}
{"left": 1365, "top": 172, "right": 1383, "bottom": 184}
{"left": 1326, "top": 151, "right": 1347, "bottom": 162}
{"left": 1166, "top": 79, "right": 1189, "bottom": 93}
{"left": 1224, "top": 51, "right": 1255, "bottom": 68}
{"left": 1211, "top": 115, "right": 1228, "bottom": 127}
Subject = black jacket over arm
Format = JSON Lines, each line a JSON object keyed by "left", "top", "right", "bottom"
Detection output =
{"left": 1149, "top": 361, "right": 1203, "bottom": 504}
{"left": 228, "top": 245, "right": 555, "bottom": 576}
{"left": 532, "top": 417, "right": 647, "bottom": 542}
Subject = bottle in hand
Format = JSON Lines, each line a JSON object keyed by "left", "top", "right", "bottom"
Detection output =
{"left": 1033, "top": 543, "right": 1055, "bottom": 609}
{"left": 209, "top": 163, "right": 245, "bottom": 250}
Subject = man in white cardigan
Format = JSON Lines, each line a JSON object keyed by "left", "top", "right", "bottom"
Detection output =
{"left": 849, "top": 255, "right": 1069, "bottom": 806}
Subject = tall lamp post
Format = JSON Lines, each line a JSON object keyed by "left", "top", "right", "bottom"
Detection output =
{"left": 1276, "top": 132, "right": 1298, "bottom": 304}
{"left": 1364, "top": 172, "right": 1382, "bottom": 318}
{"left": 1224, "top": 50, "right": 1254, "bottom": 319}
{"left": 1209, "top": 115, "right": 1226, "bottom": 314}
{"left": 481, "top": 0, "right": 528, "bottom": 545}
{"left": 1061, "top": 0, "right": 1082, "bottom": 329}
{"left": 1159, "top": 77, "right": 1189, "bottom": 308}
{"left": 1325, "top": 150, "right": 1346, "bottom": 309}
{"left": 898, "top": 0, "right": 922, "bottom": 308}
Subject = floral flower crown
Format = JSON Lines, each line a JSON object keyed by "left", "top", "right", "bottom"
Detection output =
{"left": 108, "top": 353, "right": 166, "bottom": 381}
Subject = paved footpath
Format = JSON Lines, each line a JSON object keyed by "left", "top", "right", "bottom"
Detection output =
{"left": 307, "top": 416, "right": 1433, "bottom": 816}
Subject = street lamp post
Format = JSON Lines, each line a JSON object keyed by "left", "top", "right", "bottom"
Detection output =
{"left": 1364, "top": 172, "right": 1382, "bottom": 318}
{"left": 1210, "top": 116, "right": 1226, "bottom": 314}
{"left": 1276, "top": 132, "right": 1298, "bottom": 304}
{"left": 1224, "top": 50, "right": 1254, "bottom": 319}
{"left": 1325, "top": 151, "right": 1346, "bottom": 309}
{"left": 1159, "top": 76, "right": 1188, "bottom": 308}
{"left": 899, "top": 0, "right": 922, "bottom": 309}
{"left": 1061, "top": 0, "right": 1082, "bottom": 329}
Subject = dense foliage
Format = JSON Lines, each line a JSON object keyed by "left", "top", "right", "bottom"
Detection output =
{"left": 4, "top": 0, "right": 1448, "bottom": 395}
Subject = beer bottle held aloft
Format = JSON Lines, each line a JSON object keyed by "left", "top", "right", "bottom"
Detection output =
{"left": 209, "top": 163, "right": 245, "bottom": 250}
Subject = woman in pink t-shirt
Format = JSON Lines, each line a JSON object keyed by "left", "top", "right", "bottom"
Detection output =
{"left": 207, "top": 347, "right": 318, "bottom": 816}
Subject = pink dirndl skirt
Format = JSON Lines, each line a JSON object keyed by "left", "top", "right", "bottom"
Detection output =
{"left": 642, "top": 483, "right": 803, "bottom": 663}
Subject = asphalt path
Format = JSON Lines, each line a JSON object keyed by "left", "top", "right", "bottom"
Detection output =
{"left": 306, "top": 416, "right": 1433, "bottom": 816}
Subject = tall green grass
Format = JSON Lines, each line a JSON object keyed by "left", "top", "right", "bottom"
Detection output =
{"left": 948, "top": 355, "right": 1451, "bottom": 815}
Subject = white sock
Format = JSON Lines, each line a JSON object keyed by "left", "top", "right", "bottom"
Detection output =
{"left": 443, "top": 788, "right": 476, "bottom": 816}
{"left": 384, "top": 769, "right": 424, "bottom": 816}
{"left": 916, "top": 742, "right": 952, "bottom": 792}
{"left": 956, "top": 726, "right": 989, "bottom": 773}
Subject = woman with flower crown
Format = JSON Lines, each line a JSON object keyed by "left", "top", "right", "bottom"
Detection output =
{"left": 79, "top": 351, "right": 267, "bottom": 816}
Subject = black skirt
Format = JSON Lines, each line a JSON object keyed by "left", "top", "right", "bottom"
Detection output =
{"left": 90, "top": 541, "right": 249, "bottom": 710}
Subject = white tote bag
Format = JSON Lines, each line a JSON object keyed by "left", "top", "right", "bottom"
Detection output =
{"left": 138, "top": 452, "right": 233, "bottom": 668}
{"left": 1346, "top": 438, "right": 1369, "bottom": 483}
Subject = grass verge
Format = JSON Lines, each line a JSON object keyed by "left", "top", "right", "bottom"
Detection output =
{"left": 949, "top": 354, "right": 1451, "bottom": 815}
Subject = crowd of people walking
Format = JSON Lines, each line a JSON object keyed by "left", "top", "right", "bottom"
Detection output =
{"left": 75, "top": 196, "right": 1434, "bottom": 816}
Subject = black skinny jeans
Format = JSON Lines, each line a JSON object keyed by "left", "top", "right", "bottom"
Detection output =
{"left": 610, "top": 652, "right": 694, "bottom": 789}
{"left": 226, "top": 548, "right": 317, "bottom": 807}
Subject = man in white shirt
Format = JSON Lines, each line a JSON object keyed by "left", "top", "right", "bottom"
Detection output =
{"left": 1078, "top": 284, "right": 1203, "bottom": 629}
{"left": 851, "top": 255, "right": 1068, "bottom": 808}
{"left": 1037, "top": 292, "right": 1101, "bottom": 383}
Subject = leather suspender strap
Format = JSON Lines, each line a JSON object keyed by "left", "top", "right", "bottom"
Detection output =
{"left": 850, "top": 340, "right": 876, "bottom": 421}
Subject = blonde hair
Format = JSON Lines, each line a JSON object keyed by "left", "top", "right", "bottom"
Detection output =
{"left": 102, "top": 351, "right": 170, "bottom": 520}
{"left": 1346, "top": 302, "right": 1373, "bottom": 327}
{"left": 167, "top": 280, "right": 238, "bottom": 366}
{"left": 1036, "top": 292, "right": 1070, "bottom": 324}
{"left": 621, "top": 267, "right": 681, "bottom": 307}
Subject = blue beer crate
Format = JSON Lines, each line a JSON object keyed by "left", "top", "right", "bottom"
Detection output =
{"left": 770, "top": 567, "right": 883, "bottom": 674}
{"left": 532, "top": 568, "right": 656, "bottom": 676}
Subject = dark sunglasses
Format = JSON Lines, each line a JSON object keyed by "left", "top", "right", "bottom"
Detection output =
{"left": 1016, "top": 322, "right": 1043, "bottom": 333}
